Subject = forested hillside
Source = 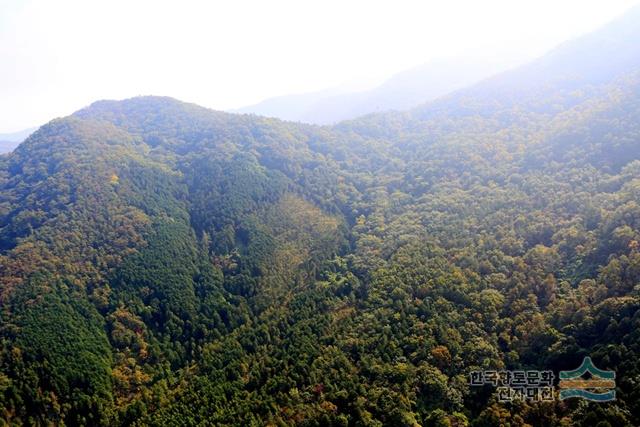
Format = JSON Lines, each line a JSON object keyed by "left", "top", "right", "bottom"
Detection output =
{"left": 2, "top": 7, "right": 640, "bottom": 427}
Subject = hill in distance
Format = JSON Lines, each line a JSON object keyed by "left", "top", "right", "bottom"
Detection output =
{"left": 0, "top": 127, "right": 37, "bottom": 154}
{"left": 1, "top": 5, "right": 640, "bottom": 426}
{"left": 236, "top": 55, "right": 524, "bottom": 124}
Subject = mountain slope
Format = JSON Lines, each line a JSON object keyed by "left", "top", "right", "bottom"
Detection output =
{"left": 2, "top": 6, "right": 640, "bottom": 427}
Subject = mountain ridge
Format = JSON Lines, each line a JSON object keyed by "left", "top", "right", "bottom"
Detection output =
{"left": 235, "top": 56, "right": 523, "bottom": 124}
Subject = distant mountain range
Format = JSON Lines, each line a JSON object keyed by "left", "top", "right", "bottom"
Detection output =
{"left": 235, "top": 56, "right": 524, "bottom": 124}
{"left": 0, "top": 127, "right": 37, "bottom": 154}
{"left": 237, "top": 5, "right": 640, "bottom": 126}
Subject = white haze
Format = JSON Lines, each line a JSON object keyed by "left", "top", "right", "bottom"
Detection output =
{"left": 0, "top": 0, "right": 638, "bottom": 132}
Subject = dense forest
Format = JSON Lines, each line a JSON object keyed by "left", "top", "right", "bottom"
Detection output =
{"left": 2, "top": 7, "right": 640, "bottom": 427}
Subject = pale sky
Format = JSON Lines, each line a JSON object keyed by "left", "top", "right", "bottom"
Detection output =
{"left": 0, "top": 0, "right": 639, "bottom": 132}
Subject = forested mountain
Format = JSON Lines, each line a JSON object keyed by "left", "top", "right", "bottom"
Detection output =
{"left": 236, "top": 57, "right": 518, "bottom": 124}
{"left": 2, "top": 6, "right": 640, "bottom": 427}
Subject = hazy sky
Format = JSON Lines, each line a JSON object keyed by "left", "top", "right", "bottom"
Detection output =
{"left": 1, "top": 0, "right": 639, "bottom": 132}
